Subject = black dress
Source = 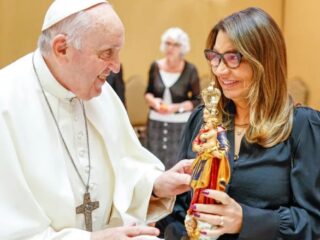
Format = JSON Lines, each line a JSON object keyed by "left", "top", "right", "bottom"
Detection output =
{"left": 145, "top": 61, "right": 200, "bottom": 169}
{"left": 159, "top": 103, "right": 320, "bottom": 240}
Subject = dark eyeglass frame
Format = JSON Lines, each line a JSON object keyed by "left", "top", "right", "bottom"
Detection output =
{"left": 204, "top": 49, "right": 243, "bottom": 69}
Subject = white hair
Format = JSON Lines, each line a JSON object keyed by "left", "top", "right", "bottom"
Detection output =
{"left": 38, "top": 3, "right": 110, "bottom": 56}
{"left": 160, "top": 27, "right": 190, "bottom": 55}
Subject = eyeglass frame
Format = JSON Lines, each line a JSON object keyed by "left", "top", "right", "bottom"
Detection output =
{"left": 165, "top": 41, "right": 181, "bottom": 48}
{"left": 204, "top": 49, "right": 243, "bottom": 69}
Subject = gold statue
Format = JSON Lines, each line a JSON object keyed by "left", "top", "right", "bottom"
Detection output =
{"left": 185, "top": 82, "right": 231, "bottom": 240}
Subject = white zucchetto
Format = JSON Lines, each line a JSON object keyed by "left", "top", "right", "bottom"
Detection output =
{"left": 42, "top": 0, "right": 107, "bottom": 31}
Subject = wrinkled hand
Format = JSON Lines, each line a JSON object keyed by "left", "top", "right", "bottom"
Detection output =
{"left": 91, "top": 225, "right": 159, "bottom": 240}
{"left": 192, "top": 190, "right": 243, "bottom": 236}
{"left": 153, "top": 159, "right": 193, "bottom": 198}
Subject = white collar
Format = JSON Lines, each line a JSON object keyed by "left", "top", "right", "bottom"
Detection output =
{"left": 33, "top": 49, "right": 75, "bottom": 100}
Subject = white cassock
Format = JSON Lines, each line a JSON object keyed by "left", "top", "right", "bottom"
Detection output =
{"left": 0, "top": 49, "right": 174, "bottom": 240}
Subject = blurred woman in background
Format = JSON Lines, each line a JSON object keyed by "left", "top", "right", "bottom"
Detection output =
{"left": 145, "top": 27, "right": 200, "bottom": 169}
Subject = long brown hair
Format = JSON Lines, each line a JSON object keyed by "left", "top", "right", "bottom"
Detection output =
{"left": 207, "top": 7, "right": 294, "bottom": 148}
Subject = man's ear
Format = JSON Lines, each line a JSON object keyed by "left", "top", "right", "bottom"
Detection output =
{"left": 51, "top": 34, "right": 69, "bottom": 60}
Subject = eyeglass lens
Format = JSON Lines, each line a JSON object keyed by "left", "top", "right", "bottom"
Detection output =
{"left": 204, "top": 50, "right": 242, "bottom": 69}
{"left": 165, "top": 41, "right": 181, "bottom": 48}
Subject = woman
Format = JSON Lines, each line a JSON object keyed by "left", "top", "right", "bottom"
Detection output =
{"left": 145, "top": 27, "right": 200, "bottom": 169}
{"left": 162, "top": 7, "right": 320, "bottom": 240}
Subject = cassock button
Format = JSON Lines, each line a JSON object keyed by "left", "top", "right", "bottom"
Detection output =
{"left": 79, "top": 149, "right": 86, "bottom": 157}
{"left": 78, "top": 131, "right": 84, "bottom": 140}
{"left": 163, "top": 137, "right": 168, "bottom": 142}
{"left": 162, "top": 145, "right": 167, "bottom": 149}
{"left": 163, "top": 122, "right": 168, "bottom": 127}
{"left": 163, "top": 129, "right": 168, "bottom": 134}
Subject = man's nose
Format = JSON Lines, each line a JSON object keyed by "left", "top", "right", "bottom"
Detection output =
{"left": 108, "top": 54, "right": 121, "bottom": 73}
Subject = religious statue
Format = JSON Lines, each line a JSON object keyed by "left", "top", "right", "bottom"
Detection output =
{"left": 184, "top": 82, "right": 231, "bottom": 240}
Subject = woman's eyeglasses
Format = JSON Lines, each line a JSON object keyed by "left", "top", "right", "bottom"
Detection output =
{"left": 165, "top": 41, "right": 181, "bottom": 48}
{"left": 204, "top": 49, "right": 243, "bottom": 69}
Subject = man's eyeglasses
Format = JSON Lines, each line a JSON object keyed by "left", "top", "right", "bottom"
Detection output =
{"left": 204, "top": 49, "right": 243, "bottom": 69}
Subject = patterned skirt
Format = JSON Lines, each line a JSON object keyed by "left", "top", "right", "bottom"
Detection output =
{"left": 146, "top": 119, "right": 186, "bottom": 170}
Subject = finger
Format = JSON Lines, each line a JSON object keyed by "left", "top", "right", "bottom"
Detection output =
{"left": 175, "top": 184, "right": 192, "bottom": 195}
{"left": 126, "top": 226, "right": 159, "bottom": 237}
{"left": 200, "top": 227, "right": 224, "bottom": 238}
{"left": 193, "top": 203, "right": 225, "bottom": 216}
{"left": 202, "top": 189, "right": 231, "bottom": 205}
{"left": 193, "top": 212, "right": 223, "bottom": 226}
{"left": 174, "top": 172, "right": 192, "bottom": 185}
{"left": 171, "top": 159, "right": 194, "bottom": 173}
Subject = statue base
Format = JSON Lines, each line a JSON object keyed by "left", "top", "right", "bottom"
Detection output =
{"left": 184, "top": 214, "right": 220, "bottom": 240}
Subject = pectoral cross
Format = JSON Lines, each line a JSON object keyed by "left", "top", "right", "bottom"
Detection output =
{"left": 76, "top": 192, "right": 99, "bottom": 232}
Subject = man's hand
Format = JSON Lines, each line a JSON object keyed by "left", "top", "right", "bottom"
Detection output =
{"left": 152, "top": 159, "right": 194, "bottom": 198}
{"left": 91, "top": 225, "right": 159, "bottom": 240}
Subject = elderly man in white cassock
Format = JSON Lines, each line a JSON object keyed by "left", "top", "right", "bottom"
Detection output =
{"left": 0, "top": 0, "right": 193, "bottom": 239}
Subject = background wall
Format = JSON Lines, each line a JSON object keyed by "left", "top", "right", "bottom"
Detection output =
{"left": 0, "top": 0, "right": 319, "bottom": 115}
{"left": 110, "top": 0, "right": 284, "bottom": 80}
{"left": 109, "top": 0, "right": 284, "bottom": 124}
{"left": 284, "top": 0, "right": 320, "bottom": 109}
{"left": 0, "top": 1, "right": 51, "bottom": 65}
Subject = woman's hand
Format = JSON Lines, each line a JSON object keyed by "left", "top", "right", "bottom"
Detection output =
{"left": 164, "top": 104, "right": 178, "bottom": 114}
{"left": 151, "top": 98, "right": 163, "bottom": 111}
{"left": 156, "top": 103, "right": 177, "bottom": 114}
{"left": 145, "top": 93, "right": 166, "bottom": 113}
{"left": 91, "top": 225, "right": 160, "bottom": 240}
{"left": 192, "top": 189, "right": 243, "bottom": 236}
